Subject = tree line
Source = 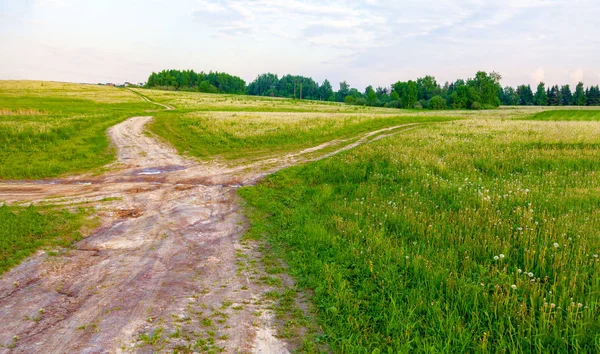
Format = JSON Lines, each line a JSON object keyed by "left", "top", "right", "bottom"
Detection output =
{"left": 145, "top": 69, "right": 600, "bottom": 109}
{"left": 146, "top": 69, "right": 245, "bottom": 94}
{"left": 500, "top": 82, "right": 600, "bottom": 106}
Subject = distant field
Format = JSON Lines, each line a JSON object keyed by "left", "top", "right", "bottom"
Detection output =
{"left": 527, "top": 109, "right": 600, "bottom": 121}
{"left": 240, "top": 118, "right": 600, "bottom": 352}
{"left": 134, "top": 88, "right": 393, "bottom": 112}
{"left": 150, "top": 110, "right": 457, "bottom": 161}
{"left": 0, "top": 81, "right": 153, "bottom": 180}
{"left": 140, "top": 90, "right": 541, "bottom": 162}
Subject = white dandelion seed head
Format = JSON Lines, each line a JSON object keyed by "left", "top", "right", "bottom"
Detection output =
{"left": 578, "top": 303, "right": 583, "bottom": 308}
{"left": 494, "top": 256, "right": 499, "bottom": 260}
{"left": 550, "top": 303, "right": 556, "bottom": 308}
{"left": 518, "top": 269, "right": 522, "bottom": 273}
{"left": 528, "top": 272, "right": 534, "bottom": 277}
{"left": 499, "top": 254, "right": 505, "bottom": 259}
{"left": 511, "top": 284, "right": 517, "bottom": 290}
{"left": 553, "top": 243, "right": 559, "bottom": 248}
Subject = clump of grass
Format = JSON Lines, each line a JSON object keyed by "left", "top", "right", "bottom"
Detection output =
{"left": 0, "top": 204, "right": 92, "bottom": 275}
{"left": 239, "top": 118, "right": 600, "bottom": 352}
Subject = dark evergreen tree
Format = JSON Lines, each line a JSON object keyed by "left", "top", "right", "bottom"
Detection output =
{"left": 517, "top": 85, "right": 534, "bottom": 105}
{"left": 574, "top": 82, "right": 587, "bottom": 106}
{"left": 560, "top": 85, "right": 573, "bottom": 105}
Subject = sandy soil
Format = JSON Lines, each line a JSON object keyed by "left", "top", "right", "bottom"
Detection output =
{"left": 0, "top": 116, "right": 418, "bottom": 353}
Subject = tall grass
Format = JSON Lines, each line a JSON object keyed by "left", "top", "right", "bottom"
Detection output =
{"left": 239, "top": 118, "right": 600, "bottom": 352}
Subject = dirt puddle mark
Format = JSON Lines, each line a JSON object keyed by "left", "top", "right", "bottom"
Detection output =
{"left": 0, "top": 116, "right": 420, "bottom": 353}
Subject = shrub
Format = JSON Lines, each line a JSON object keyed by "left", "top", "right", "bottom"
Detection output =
{"left": 430, "top": 95, "right": 447, "bottom": 110}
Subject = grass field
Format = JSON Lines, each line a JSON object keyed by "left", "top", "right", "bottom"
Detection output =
{"left": 139, "top": 90, "right": 544, "bottom": 162}
{"left": 0, "top": 81, "right": 154, "bottom": 180}
{"left": 239, "top": 118, "right": 600, "bottom": 352}
{"left": 0, "top": 205, "right": 93, "bottom": 275}
{"left": 3, "top": 81, "right": 600, "bottom": 351}
{"left": 527, "top": 110, "right": 600, "bottom": 121}
{"left": 149, "top": 111, "right": 457, "bottom": 161}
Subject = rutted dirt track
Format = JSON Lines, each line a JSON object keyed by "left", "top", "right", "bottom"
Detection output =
{"left": 0, "top": 115, "right": 418, "bottom": 353}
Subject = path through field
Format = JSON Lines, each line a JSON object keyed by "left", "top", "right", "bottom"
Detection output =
{"left": 0, "top": 114, "right": 418, "bottom": 353}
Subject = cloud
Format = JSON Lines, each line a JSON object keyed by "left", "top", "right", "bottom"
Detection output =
{"left": 570, "top": 68, "right": 584, "bottom": 84}
{"left": 530, "top": 67, "right": 545, "bottom": 84}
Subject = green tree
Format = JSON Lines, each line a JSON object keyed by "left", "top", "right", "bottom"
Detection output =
{"left": 449, "top": 81, "right": 469, "bottom": 109}
{"left": 319, "top": 79, "right": 334, "bottom": 101}
{"left": 365, "top": 86, "right": 378, "bottom": 106}
{"left": 467, "top": 71, "right": 502, "bottom": 108}
{"left": 534, "top": 82, "right": 549, "bottom": 106}
{"left": 416, "top": 75, "right": 439, "bottom": 100}
{"left": 403, "top": 81, "right": 418, "bottom": 108}
{"left": 560, "top": 85, "right": 573, "bottom": 105}
{"left": 502, "top": 86, "right": 520, "bottom": 105}
{"left": 573, "top": 82, "right": 587, "bottom": 106}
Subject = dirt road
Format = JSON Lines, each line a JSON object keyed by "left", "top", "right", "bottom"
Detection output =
{"left": 0, "top": 115, "right": 418, "bottom": 353}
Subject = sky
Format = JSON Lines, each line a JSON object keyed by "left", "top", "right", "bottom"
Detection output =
{"left": 1, "top": 0, "right": 599, "bottom": 90}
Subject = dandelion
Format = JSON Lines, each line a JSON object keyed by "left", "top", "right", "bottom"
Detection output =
{"left": 550, "top": 303, "right": 556, "bottom": 308}
{"left": 499, "top": 254, "right": 505, "bottom": 259}
{"left": 518, "top": 269, "right": 522, "bottom": 273}
{"left": 594, "top": 254, "right": 598, "bottom": 258}
{"left": 405, "top": 256, "right": 409, "bottom": 260}
{"left": 578, "top": 303, "right": 583, "bottom": 308}
{"left": 553, "top": 243, "right": 559, "bottom": 248}
{"left": 528, "top": 272, "right": 534, "bottom": 277}
{"left": 511, "top": 284, "right": 517, "bottom": 290}
{"left": 494, "top": 256, "right": 499, "bottom": 260}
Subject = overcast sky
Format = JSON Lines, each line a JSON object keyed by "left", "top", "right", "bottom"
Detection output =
{"left": 1, "top": 0, "right": 599, "bottom": 90}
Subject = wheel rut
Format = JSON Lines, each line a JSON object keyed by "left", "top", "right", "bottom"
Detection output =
{"left": 0, "top": 115, "right": 419, "bottom": 353}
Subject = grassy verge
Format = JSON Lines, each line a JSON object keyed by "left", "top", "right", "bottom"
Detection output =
{"left": 0, "top": 205, "right": 94, "bottom": 275}
{"left": 525, "top": 109, "right": 600, "bottom": 121}
{"left": 239, "top": 119, "right": 600, "bottom": 352}
{"left": 0, "top": 81, "right": 154, "bottom": 179}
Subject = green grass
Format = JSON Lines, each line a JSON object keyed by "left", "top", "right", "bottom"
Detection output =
{"left": 239, "top": 119, "right": 600, "bottom": 353}
{"left": 0, "top": 204, "right": 93, "bottom": 275}
{"left": 149, "top": 110, "right": 456, "bottom": 161}
{"left": 526, "top": 110, "right": 600, "bottom": 121}
{"left": 0, "top": 81, "right": 154, "bottom": 179}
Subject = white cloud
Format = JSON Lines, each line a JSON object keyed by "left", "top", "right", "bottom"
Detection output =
{"left": 570, "top": 68, "right": 584, "bottom": 85}
{"left": 530, "top": 67, "right": 545, "bottom": 85}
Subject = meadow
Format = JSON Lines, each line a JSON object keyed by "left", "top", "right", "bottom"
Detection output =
{"left": 0, "top": 81, "right": 154, "bottom": 180}
{"left": 3, "top": 81, "right": 600, "bottom": 351}
{"left": 239, "top": 117, "right": 600, "bottom": 353}
{"left": 137, "top": 89, "right": 543, "bottom": 162}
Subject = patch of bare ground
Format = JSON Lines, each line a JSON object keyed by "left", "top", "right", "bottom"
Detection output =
{"left": 0, "top": 114, "right": 419, "bottom": 353}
